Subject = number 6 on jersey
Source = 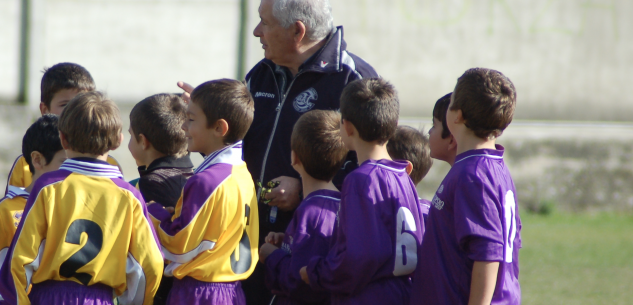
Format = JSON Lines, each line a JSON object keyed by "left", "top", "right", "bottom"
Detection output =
{"left": 393, "top": 207, "right": 418, "bottom": 276}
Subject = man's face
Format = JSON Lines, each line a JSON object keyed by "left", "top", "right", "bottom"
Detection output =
{"left": 183, "top": 102, "right": 215, "bottom": 155}
{"left": 253, "top": 0, "right": 296, "bottom": 65}
{"left": 42, "top": 88, "right": 82, "bottom": 116}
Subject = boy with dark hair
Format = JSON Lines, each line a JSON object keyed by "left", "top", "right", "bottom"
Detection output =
{"left": 0, "top": 92, "right": 164, "bottom": 305}
{"left": 148, "top": 79, "right": 258, "bottom": 305}
{"left": 386, "top": 125, "right": 433, "bottom": 219}
{"left": 5, "top": 62, "right": 121, "bottom": 195}
{"left": 128, "top": 93, "right": 193, "bottom": 208}
{"left": 429, "top": 93, "right": 457, "bottom": 166}
{"left": 300, "top": 78, "right": 424, "bottom": 304}
{"left": 411, "top": 68, "right": 522, "bottom": 305}
{"left": 0, "top": 115, "right": 65, "bottom": 294}
{"left": 259, "top": 110, "right": 347, "bottom": 305}
{"left": 128, "top": 93, "right": 194, "bottom": 305}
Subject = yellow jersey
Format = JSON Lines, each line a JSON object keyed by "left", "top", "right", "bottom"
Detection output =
{"left": 148, "top": 141, "right": 259, "bottom": 283}
{"left": 0, "top": 158, "right": 163, "bottom": 305}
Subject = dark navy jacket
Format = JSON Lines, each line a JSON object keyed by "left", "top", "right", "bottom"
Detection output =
{"left": 244, "top": 26, "right": 379, "bottom": 242}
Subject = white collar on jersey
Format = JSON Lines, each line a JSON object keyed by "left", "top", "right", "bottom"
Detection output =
{"left": 60, "top": 158, "right": 123, "bottom": 179}
{"left": 6, "top": 186, "right": 29, "bottom": 199}
{"left": 195, "top": 141, "right": 244, "bottom": 174}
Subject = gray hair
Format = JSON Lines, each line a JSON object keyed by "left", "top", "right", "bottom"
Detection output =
{"left": 272, "top": 0, "right": 333, "bottom": 41}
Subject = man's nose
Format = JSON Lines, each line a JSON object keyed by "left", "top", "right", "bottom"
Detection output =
{"left": 253, "top": 22, "right": 262, "bottom": 37}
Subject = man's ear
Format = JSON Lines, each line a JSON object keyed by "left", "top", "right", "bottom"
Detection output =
{"left": 30, "top": 151, "right": 46, "bottom": 172}
{"left": 39, "top": 102, "right": 49, "bottom": 116}
{"left": 293, "top": 20, "right": 307, "bottom": 43}
{"left": 405, "top": 160, "right": 414, "bottom": 175}
{"left": 59, "top": 131, "right": 70, "bottom": 150}
{"left": 213, "top": 119, "right": 230, "bottom": 138}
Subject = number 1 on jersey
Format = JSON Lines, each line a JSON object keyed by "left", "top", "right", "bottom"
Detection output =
{"left": 393, "top": 207, "right": 418, "bottom": 276}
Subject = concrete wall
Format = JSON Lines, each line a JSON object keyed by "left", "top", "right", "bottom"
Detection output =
{"left": 0, "top": 0, "right": 631, "bottom": 121}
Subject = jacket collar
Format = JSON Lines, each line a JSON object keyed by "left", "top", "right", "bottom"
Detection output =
{"left": 263, "top": 26, "right": 347, "bottom": 75}
{"left": 138, "top": 155, "right": 194, "bottom": 175}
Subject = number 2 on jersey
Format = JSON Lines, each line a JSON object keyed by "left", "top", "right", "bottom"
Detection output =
{"left": 393, "top": 207, "right": 418, "bottom": 276}
{"left": 59, "top": 219, "right": 103, "bottom": 285}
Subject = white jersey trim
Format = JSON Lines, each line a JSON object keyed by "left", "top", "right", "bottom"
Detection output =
{"left": 24, "top": 239, "right": 46, "bottom": 291}
{"left": 367, "top": 163, "right": 407, "bottom": 173}
{"left": 195, "top": 141, "right": 244, "bottom": 174}
{"left": 310, "top": 195, "right": 341, "bottom": 202}
{"left": 60, "top": 159, "right": 123, "bottom": 179}
{"left": 6, "top": 186, "right": 29, "bottom": 200}
{"left": 117, "top": 253, "right": 146, "bottom": 305}
{"left": 455, "top": 154, "right": 504, "bottom": 164}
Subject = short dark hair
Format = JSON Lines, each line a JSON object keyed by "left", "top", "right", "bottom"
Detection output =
{"left": 191, "top": 79, "right": 254, "bottom": 144}
{"left": 130, "top": 94, "right": 188, "bottom": 157}
{"left": 450, "top": 68, "right": 516, "bottom": 139}
{"left": 41, "top": 63, "right": 95, "bottom": 108}
{"left": 291, "top": 110, "right": 348, "bottom": 182}
{"left": 432, "top": 93, "right": 452, "bottom": 139}
{"left": 59, "top": 91, "right": 122, "bottom": 155}
{"left": 22, "top": 114, "right": 64, "bottom": 174}
{"left": 386, "top": 126, "right": 432, "bottom": 185}
{"left": 340, "top": 78, "right": 399, "bottom": 144}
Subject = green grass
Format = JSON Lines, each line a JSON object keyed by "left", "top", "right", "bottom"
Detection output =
{"left": 520, "top": 211, "right": 633, "bottom": 304}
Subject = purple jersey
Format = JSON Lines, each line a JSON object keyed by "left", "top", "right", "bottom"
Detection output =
{"left": 411, "top": 146, "right": 522, "bottom": 305}
{"left": 264, "top": 189, "right": 340, "bottom": 305}
{"left": 306, "top": 159, "right": 423, "bottom": 305}
{"left": 418, "top": 198, "right": 431, "bottom": 224}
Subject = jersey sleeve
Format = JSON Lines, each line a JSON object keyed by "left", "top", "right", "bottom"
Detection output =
{"left": 264, "top": 207, "right": 331, "bottom": 303}
{"left": 117, "top": 199, "right": 164, "bottom": 305}
{"left": 5, "top": 156, "right": 31, "bottom": 195}
{"left": 306, "top": 179, "right": 392, "bottom": 296}
{"left": 453, "top": 172, "right": 504, "bottom": 262}
{"left": 0, "top": 188, "right": 48, "bottom": 304}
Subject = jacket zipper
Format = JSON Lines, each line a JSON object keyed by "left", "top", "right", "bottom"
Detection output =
{"left": 258, "top": 63, "right": 305, "bottom": 222}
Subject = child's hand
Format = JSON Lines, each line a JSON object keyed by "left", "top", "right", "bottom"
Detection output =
{"left": 259, "top": 243, "right": 279, "bottom": 262}
{"left": 265, "top": 232, "right": 285, "bottom": 247}
{"left": 300, "top": 266, "right": 310, "bottom": 284}
{"left": 177, "top": 81, "right": 194, "bottom": 104}
{"left": 165, "top": 207, "right": 175, "bottom": 214}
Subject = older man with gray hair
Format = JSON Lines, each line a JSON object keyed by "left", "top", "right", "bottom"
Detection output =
{"left": 241, "top": 0, "right": 378, "bottom": 303}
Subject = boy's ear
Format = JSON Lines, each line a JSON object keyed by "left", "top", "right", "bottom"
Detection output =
{"left": 448, "top": 134, "right": 457, "bottom": 151}
{"left": 405, "top": 160, "right": 414, "bottom": 175}
{"left": 342, "top": 119, "right": 355, "bottom": 137}
{"left": 453, "top": 109, "right": 465, "bottom": 124}
{"left": 30, "top": 151, "right": 46, "bottom": 172}
{"left": 290, "top": 150, "right": 301, "bottom": 167}
{"left": 59, "top": 131, "right": 70, "bottom": 150}
{"left": 138, "top": 134, "right": 151, "bottom": 150}
{"left": 39, "top": 102, "right": 49, "bottom": 115}
{"left": 213, "top": 119, "right": 230, "bottom": 138}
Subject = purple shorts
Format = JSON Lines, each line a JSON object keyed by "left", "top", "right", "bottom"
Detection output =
{"left": 29, "top": 280, "right": 113, "bottom": 305}
{"left": 167, "top": 277, "right": 245, "bottom": 305}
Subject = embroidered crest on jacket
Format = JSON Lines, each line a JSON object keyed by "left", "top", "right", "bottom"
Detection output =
{"left": 293, "top": 88, "right": 318, "bottom": 113}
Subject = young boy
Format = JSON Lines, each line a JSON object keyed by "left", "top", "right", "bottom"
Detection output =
{"left": 0, "top": 115, "right": 66, "bottom": 284}
{"left": 300, "top": 78, "right": 424, "bottom": 304}
{"left": 147, "top": 79, "right": 259, "bottom": 305}
{"left": 259, "top": 110, "right": 347, "bottom": 305}
{"left": 128, "top": 93, "right": 193, "bottom": 305}
{"left": 410, "top": 68, "right": 522, "bottom": 305}
{"left": 128, "top": 93, "right": 193, "bottom": 208}
{"left": 5, "top": 62, "right": 121, "bottom": 195}
{"left": 428, "top": 93, "right": 457, "bottom": 166}
{"left": 386, "top": 125, "right": 433, "bottom": 219}
{"left": 0, "top": 92, "right": 164, "bottom": 304}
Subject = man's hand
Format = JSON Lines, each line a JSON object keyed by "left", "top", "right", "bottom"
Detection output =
{"left": 259, "top": 243, "right": 279, "bottom": 262}
{"left": 265, "top": 232, "right": 285, "bottom": 247}
{"left": 300, "top": 266, "right": 310, "bottom": 284}
{"left": 264, "top": 176, "right": 301, "bottom": 212}
{"left": 177, "top": 81, "right": 194, "bottom": 104}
